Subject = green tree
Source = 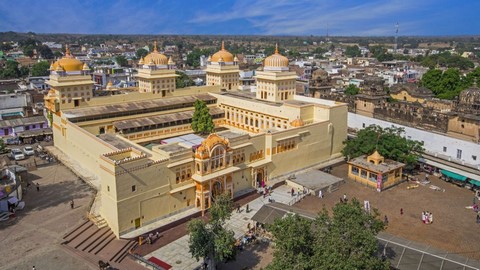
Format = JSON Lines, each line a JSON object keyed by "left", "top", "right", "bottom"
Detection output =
{"left": 345, "top": 84, "right": 360, "bottom": 96}
{"left": 175, "top": 71, "right": 195, "bottom": 88}
{"left": 136, "top": 48, "right": 148, "bottom": 59}
{"left": 191, "top": 99, "right": 215, "bottom": 134}
{"left": 37, "top": 45, "right": 54, "bottom": 59}
{"left": 31, "top": 61, "right": 50, "bottom": 76}
{"left": 0, "top": 60, "right": 21, "bottom": 78}
{"left": 311, "top": 199, "right": 388, "bottom": 270}
{"left": 188, "top": 193, "right": 236, "bottom": 270}
{"left": 267, "top": 214, "right": 314, "bottom": 270}
{"left": 115, "top": 55, "right": 128, "bottom": 67}
{"left": 342, "top": 125, "right": 424, "bottom": 170}
{"left": 345, "top": 45, "right": 361, "bottom": 57}
{"left": 53, "top": 51, "right": 63, "bottom": 58}
{"left": 267, "top": 199, "right": 388, "bottom": 270}
{"left": 0, "top": 43, "right": 12, "bottom": 52}
{"left": 23, "top": 45, "right": 35, "bottom": 58}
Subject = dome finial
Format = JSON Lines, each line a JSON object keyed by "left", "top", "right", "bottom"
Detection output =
{"left": 275, "top": 43, "right": 279, "bottom": 54}
{"left": 221, "top": 41, "right": 225, "bottom": 50}
{"left": 65, "top": 44, "right": 71, "bottom": 56}
{"left": 153, "top": 41, "right": 158, "bottom": 53}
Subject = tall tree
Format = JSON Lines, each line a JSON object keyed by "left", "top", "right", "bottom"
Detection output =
{"left": 0, "top": 60, "right": 21, "bottom": 78}
{"left": 345, "top": 45, "right": 361, "bottom": 57}
{"left": 115, "top": 55, "right": 128, "bottom": 67}
{"left": 311, "top": 199, "right": 388, "bottom": 270}
{"left": 345, "top": 84, "right": 360, "bottom": 96}
{"left": 342, "top": 125, "right": 424, "bottom": 170}
{"left": 175, "top": 71, "right": 195, "bottom": 88}
{"left": 267, "top": 199, "right": 389, "bottom": 270}
{"left": 37, "top": 45, "right": 54, "bottom": 59}
{"left": 191, "top": 99, "right": 215, "bottom": 134}
{"left": 31, "top": 61, "right": 50, "bottom": 76}
{"left": 188, "top": 193, "right": 236, "bottom": 270}
{"left": 267, "top": 214, "right": 314, "bottom": 270}
{"left": 136, "top": 48, "right": 148, "bottom": 59}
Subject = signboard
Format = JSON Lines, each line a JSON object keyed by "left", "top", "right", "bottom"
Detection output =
{"left": 377, "top": 173, "right": 382, "bottom": 192}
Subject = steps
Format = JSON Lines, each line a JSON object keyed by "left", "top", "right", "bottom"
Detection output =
{"left": 61, "top": 220, "right": 144, "bottom": 269}
{"left": 89, "top": 214, "right": 108, "bottom": 229}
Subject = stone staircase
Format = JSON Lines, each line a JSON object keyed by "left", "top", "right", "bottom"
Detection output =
{"left": 61, "top": 220, "right": 145, "bottom": 270}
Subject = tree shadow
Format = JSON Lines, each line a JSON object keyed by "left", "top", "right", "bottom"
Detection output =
{"left": 217, "top": 241, "right": 271, "bottom": 270}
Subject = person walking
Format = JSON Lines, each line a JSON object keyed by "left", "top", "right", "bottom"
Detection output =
{"left": 32, "top": 266, "right": 36, "bottom": 270}
{"left": 246, "top": 204, "right": 249, "bottom": 213}
{"left": 36, "top": 183, "right": 40, "bottom": 192}
{"left": 291, "top": 187, "right": 294, "bottom": 197}
{"left": 400, "top": 208, "right": 403, "bottom": 215}
{"left": 70, "top": 199, "right": 74, "bottom": 209}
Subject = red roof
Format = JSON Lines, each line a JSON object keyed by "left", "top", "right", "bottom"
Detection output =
{"left": 148, "top": 256, "right": 172, "bottom": 270}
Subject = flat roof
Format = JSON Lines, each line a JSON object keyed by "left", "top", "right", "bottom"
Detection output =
{"left": 0, "top": 116, "right": 47, "bottom": 127}
{"left": 113, "top": 107, "right": 224, "bottom": 131}
{"left": 98, "top": 133, "right": 147, "bottom": 154}
{"left": 290, "top": 170, "right": 344, "bottom": 191}
{"left": 217, "top": 130, "right": 246, "bottom": 140}
{"left": 63, "top": 94, "right": 216, "bottom": 120}
{"left": 158, "top": 143, "right": 190, "bottom": 153}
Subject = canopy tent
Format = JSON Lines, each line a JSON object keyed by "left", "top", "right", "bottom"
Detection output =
{"left": 441, "top": 169, "right": 467, "bottom": 182}
{"left": 469, "top": 179, "right": 480, "bottom": 187}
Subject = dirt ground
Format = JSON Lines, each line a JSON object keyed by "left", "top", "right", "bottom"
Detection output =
{"left": 295, "top": 163, "right": 480, "bottom": 260}
{"left": 0, "top": 163, "right": 95, "bottom": 270}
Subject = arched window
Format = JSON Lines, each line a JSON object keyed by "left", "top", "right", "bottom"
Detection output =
{"left": 210, "top": 145, "right": 225, "bottom": 171}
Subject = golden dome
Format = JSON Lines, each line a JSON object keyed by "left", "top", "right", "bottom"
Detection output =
{"left": 211, "top": 41, "right": 234, "bottom": 62}
{"left": 195, "top": 145, "right": 209, "bottom": 159}
{"left": 51, "top": 45, "right": 84, "bottom": 72}
{"left": 49, "top": 63, "right": 54, "bottom": 71}
{"left": 290, "top": 118, "right": 305, "bottom": 127}
{"left": 194, "top": 133, "right": 230, "bottom": 159}
{"left": 264, "top": 44, "right": 289, "bottom": 68}
{"left": 143, "top": 41, "right": 168, "bottom": 65}
{"left": 55, "top": 64, "right": 65, "bottom": 72}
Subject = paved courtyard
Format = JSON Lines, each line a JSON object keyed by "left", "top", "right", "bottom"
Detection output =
{"left": 0, "top": 163, "right": 96, "bottom": 270}
{"left": 146, "top": 185, "right": 300, "bottom": 270}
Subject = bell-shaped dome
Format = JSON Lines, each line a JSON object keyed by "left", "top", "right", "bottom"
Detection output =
{"left": 264, "top": 44, "right": 289, "bottom": 68}
{"left": 51, "top": 45, "right": 84, "bottom": 72}
{"left": 290, "top": 118, "right": 305, "bottom": 127}
{"left": 211, "top": 41, "right": 234, "bottom": 62}
{"left": 143, "top": 41, "right": 168, "bottom": 65}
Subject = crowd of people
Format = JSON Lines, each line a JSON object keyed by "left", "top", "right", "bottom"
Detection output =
{"left": 422, "top": 211, "right": 434, "bottom": 224}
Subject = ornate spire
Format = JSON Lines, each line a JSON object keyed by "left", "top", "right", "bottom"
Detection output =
{"left": 221, "top": 41, "right": 225, "bottom": 50}
{"left": 168, "top": 56, "right": 174, "bottom": 65}
{"left": 275, "top": 43, "right": 279, "bottom": 54}
{"left": 153, "top": 41, "right": 158, "bottom": 53}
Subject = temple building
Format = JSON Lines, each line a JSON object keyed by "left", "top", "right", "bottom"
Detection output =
{"left": 44, "top": 43, "right": 348, "bottom": 238}
{"left": 347, "top": 150, "right": 405, "bottom": 191}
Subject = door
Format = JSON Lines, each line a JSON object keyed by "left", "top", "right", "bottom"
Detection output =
{"left": 134, "top": 218, "right": 141, "bottom": 228}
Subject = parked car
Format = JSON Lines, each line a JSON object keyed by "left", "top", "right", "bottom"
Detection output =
{"left": 10, "top": 149, "right": 25, "bottom": 160}
{"left": 23, "top": 146, "right": 35, "bottom": 156}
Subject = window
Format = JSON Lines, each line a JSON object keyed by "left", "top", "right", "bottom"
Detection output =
{"left": 361, "top": 170, "right": 367, "bottom": 179}
{"left": 351, "top": 166, "right": 359, "bottom": 175}
{"left": 443, "top": 147, "right": 447, "bottom": 152}
{"left": 473, "top": 155, "right": 477, "bottom": 161}
{"left": 131, "top": 185, "right": 136, "bottom": 192}
{"left": 457, "top": 149, "right": 462, "bottom": 159}
{"left": 107, "top": 186, "right": 110, "bottom": 192}
{"left": 362, "top": 123, "right": 365, "bottom": 128}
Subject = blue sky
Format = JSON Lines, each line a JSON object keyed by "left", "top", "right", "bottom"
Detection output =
{"left": 0, "top": 0, "right": 479, "bottom": 36}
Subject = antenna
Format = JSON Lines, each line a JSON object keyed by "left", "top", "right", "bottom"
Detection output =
{"left": 326, "top": 23, "right": 329, "bottom": 42}
{"left": 394, "top": 22, "right": 399, "bottom": 51}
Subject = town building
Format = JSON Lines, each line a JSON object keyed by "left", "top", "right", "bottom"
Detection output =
{"left": 43, "top": 44, "right": 348, "bottom": 238}
{"left": 347, "top": 150, "right": 405, "bottom": 191}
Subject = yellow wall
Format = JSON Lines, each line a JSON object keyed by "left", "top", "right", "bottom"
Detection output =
{"left": 390, "top": 90, "right": 426, "bottom": 103}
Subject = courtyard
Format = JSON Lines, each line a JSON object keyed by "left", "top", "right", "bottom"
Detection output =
{"left": 295, "top": 163, "right": 480, "bottom": 261}
{"left": 0, "top": 163, "right": 96, "bottom": 270}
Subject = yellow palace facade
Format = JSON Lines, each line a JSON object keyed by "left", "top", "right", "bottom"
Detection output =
{"left": 44, "top": 44, "right": 348, "bottom": 238}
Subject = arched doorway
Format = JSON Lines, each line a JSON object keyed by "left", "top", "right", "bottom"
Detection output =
{"left": 256, "top": 171, "right": 264, "bottom": 188}
{"left": 211, "top": 181, "right": 223, "bottom": 200}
